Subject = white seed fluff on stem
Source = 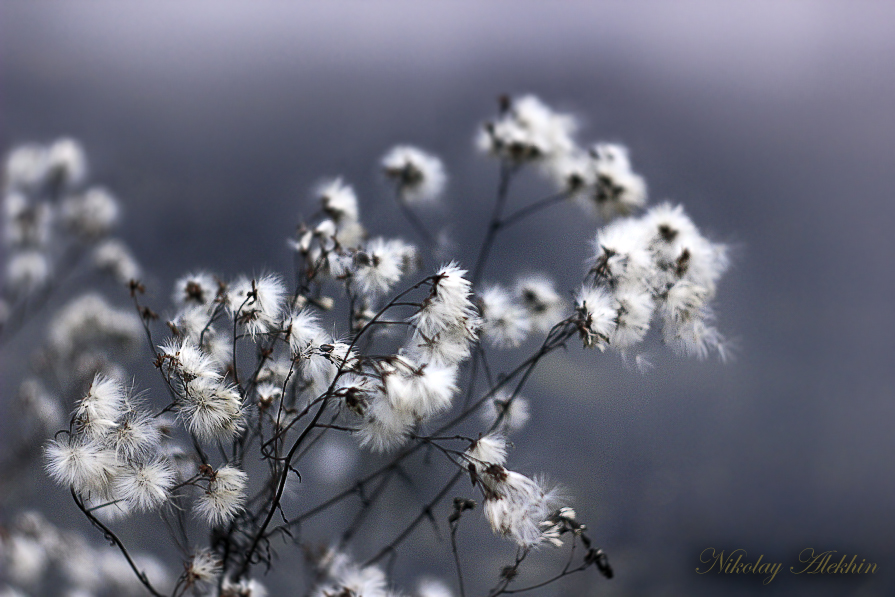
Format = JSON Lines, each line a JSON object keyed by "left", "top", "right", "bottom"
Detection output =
{"left": 580, "top": 143, "right": 647, "bottom": 220}
{"left": 545, "top": 150, "right": 593, "bottom": 198}
{"left": 465, "top": 434, "right": 508, "bottom": 474}
{"left": 75, "top": 374, "right": 127, "bottom": 440}
{"left": 381, "top": 145, "right": 447, "bottom": 205}
{"left": 405, "top": 326, "right": 474, "bottom": 366}
{"left": 4, "top": 193, "right": 52, "bottom": 247}
{"left": 590, "top": 217, "right": 656, "bottom": 290}
{"left": 410, "top": 263, "right": 480, "bottom": 345}
{"left": 481, "top": 390, "right": 531, "bottom": 433}
{"left": 317, "top": 177, "right": 360, "bottom": 224}
{"left": 255, "top": 382, "right": 283, "bottom": 410}
{"left": 417, "top": 578, "right": 454, "bottom": 597}
{"left": 513, "top": 275, "right": 566, "bottom": 333}
{"left": 185, "top": 548, "right": 222, "bottom": 587}
{"left": 194, "top": 465, "right": 248, "bottom": 526}
{"left": 6, "top": 250, "right": 50, "bottom": 295}
{"left": 311, "top": 553, "right": 392, "bottom": 597}
{"left": 221, "top": 578, "right": 268, "bottom": 597}
{"left": 283, "top": 308, "right": 324, "bottom": 356}
{"left": 227, "top": 274, "right": 287, "bottom": 339}
{"left": 357, "top": 395, "right": 416, "bottom": 453}
{"left": 478, "top": 285, "right": 531, "bottom": 348}
{"left": 383, "top": 357, "right": 458, "bottom": 419}
{"left": 104, "top": 409, "right": 161, "bottom": 460}
{"left": 478, "top": 95, "right": 577, "bottom": 164}
{"left": 574, "top": 286, "right": 617, "bottom": 350}
{"left": 179, "top": 378, "right": 244, "bottom": 442}
{"left": 350, "top": 237, "right": 415, "bottom": 298}
{"left": 172, "top": 271, "right": 219, "bottom": 307}
{"left": 46, "top": 138, "right": 88, "bottom": 189}
{"left": 4, "top": 143, "right": 50, "bottom": 192}
{"left": 159, "top": 338, "right": 223, "bottom": 383}
{"left": 660, "top": 280, "right": 709, "bottom": 326}
{"left": 92, "top": 239, "right": 140, "bottom": 284}
{"left": 643, "top": 203, "right": 729, "bottom": 293}
{"left": 44, "top": 436, "right": 119, "bottom": 494}
{"left": 61, "top": 187, "right": 119, "bottom": 239}
{"left": 481, "top": 471, "right": 561, "bottom": 549}
{"left": 168, "top": 304, "right": 212, "bottom": 342}
{"left": 610, "top": 289, "right": 655, "bottom": 352}
{"left": 114, "top": 459, "right": 175, "bottom": 511}
{"left": 406, "top": 361, "right": 458, "bottom": 418}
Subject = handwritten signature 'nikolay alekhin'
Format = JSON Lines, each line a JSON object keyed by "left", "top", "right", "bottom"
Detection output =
{"left": 696, "top": 548, "right": 877, "bottom": 585}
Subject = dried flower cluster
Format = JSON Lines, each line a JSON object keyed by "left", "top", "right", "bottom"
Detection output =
{"left": 1, "top": 94, "right": 731, "bottom": 596}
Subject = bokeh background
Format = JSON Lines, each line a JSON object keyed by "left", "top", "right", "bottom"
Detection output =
{"left": 3, "top": 1, "right": 895, "bottom": 595}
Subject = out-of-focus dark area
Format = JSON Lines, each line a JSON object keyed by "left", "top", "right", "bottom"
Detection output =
{"left": 2, "top": 1, "right": 895, "bottom": 595}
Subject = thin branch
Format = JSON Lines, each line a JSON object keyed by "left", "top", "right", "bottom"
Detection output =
{"left": 472, "top": 160, "right": 516, "bottom": 285}
{"left": 71, "top": 489, "right": 165, "bottom": 597}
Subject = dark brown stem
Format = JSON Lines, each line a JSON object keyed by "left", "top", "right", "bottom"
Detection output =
{"left": 71, "top": 489, "right": 165, "bottom": 597}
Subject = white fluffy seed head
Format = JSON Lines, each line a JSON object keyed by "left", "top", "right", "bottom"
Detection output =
{"left": 5, "top": 143, "right": 51, "bottom": 192}
{"left": 61, "top": 187, "right": 119, "bottom": 239}
{"left": 178, "top": 378, "right": 244, "bottom": 442}
{"left": 357, "top": 395, "right": 415, "bottom": 453}
{"left": 221, "top": 578, "right": 268, "bottom": 597}
{"left": 574, "top": 286, "right": 617, "bottom": 350}
{"left": 381, "top": 145, "right": 447, "bottom": 205}
{"left": 227, "top": 274, "right": 286, "bottom": 339}
{"left": 104, "top": 409, "right": 162, "bottom": 460}
{"left": 284, "top": 308, "right": 323, "bottom": 355}
{"left": 482, "top": 391, "right": 531, "bottom": 433}
{"left": 350, "top": 237, "right": 416, "bottom": 298}
{"left": 75, "top": 374, "right": 127, "bottom": 439}
{"left": 513, "top": 274, "right": 566, "bottom": 333}
{"left": 482, "top": 472, "right": 561, "bottom": 548}
{"left": 577, "top": 143, "right": 648, "bottom": 220}
{"left": 115, "top": 458, "right": 175, "bottom": 511}
{"left": 417, "top": 579, "right": 453, "bottom": 597}
{"left": 477, "top": 95, "right": 577, "bottom": 164}
{"left": 93, "top": 239, "right": 140, "bottom": 284}
{"left": 465, "top": 434, "right": 508, "bottom": 474}
{"left": 44, "top": 436, "right": 120, "bottom": 494}
{"left": 160, "top": 338, "right": 223, "bottom": 383}
{"left": 48, "top": 293, "right": 143, "bottom": 358}
{"left": 610, "top": 289, "right": 655, "bottom": 352}
{"left": 185, "top": 548, "right": 221, "bottom": 586}
{"left": 6, "top": 250, "right": 50, "bottom": 295}
{"left": 478, "top": 285, "right": 531, "bottom": 348}
{"left": 173, "top": 271, "right": 219, "bottom": 307}
{"left": 46, "top": 137, "right": 88, "bottom": 190}
{"left": 4, "top": 192, "right": 53, "bottom": 247}
{"left": 317, "top": 177, "right": 359, "bottom": 223}
{"left": 410, "top": 263, "right": 480, "bottom": 352}
{"left": 194, "top": 465, "right": 248, "bottom": 526}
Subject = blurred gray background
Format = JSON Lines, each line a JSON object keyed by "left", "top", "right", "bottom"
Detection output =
{"left": 2, "top": 1, "right": 895, "bottom": 595}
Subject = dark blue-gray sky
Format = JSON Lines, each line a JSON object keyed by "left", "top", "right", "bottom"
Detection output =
{"left": 2, "top": 1, "right": 895, "bottom": 595}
